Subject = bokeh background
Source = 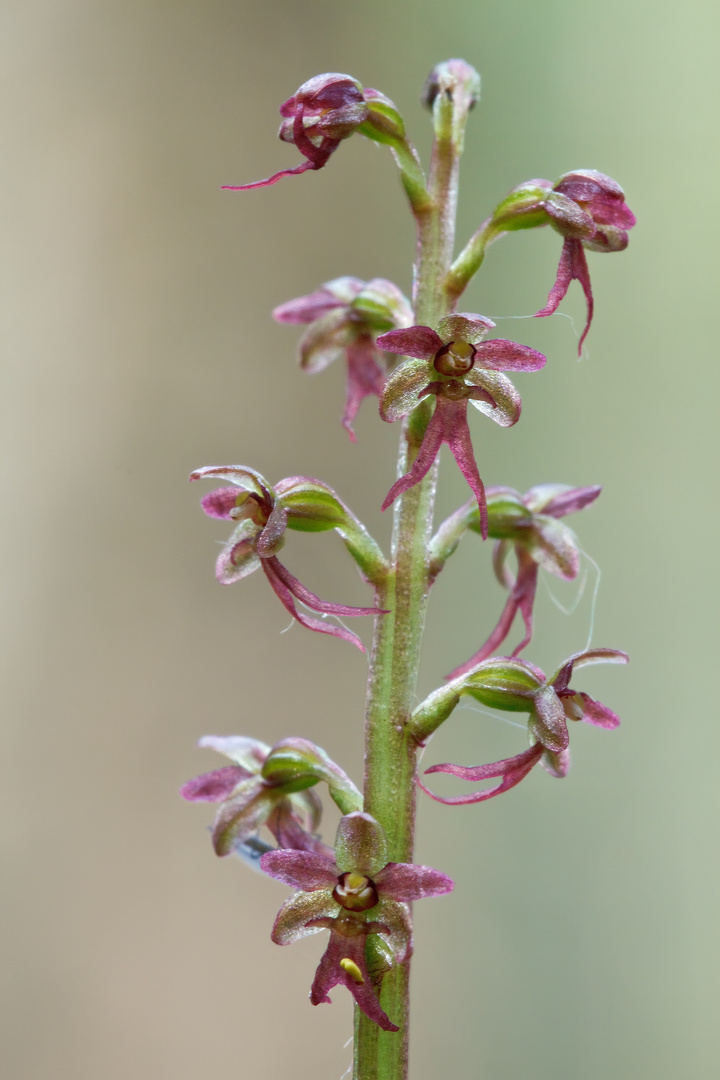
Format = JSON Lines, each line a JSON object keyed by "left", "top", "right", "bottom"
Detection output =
{"left": 3, "top": 1, "right": 718, "bottom": 1077}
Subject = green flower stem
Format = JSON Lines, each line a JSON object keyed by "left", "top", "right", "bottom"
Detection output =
{"left": 445, "top": 215, "right": 501, "bottom": 305}
{"left": 353, "top": 70, "right": 476, "bottom": 1080}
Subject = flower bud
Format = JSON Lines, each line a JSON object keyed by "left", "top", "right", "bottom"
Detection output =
{"left": 279, "top": 73, "right": 369, "bottom": 143}
{"left": 421, "top": 59, "right": 481, "bottom": 111}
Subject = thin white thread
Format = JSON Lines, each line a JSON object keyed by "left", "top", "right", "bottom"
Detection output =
{"left": 578, "top": 548, "right": 602, "bottom": 652}
{"left": 338, "top": 1063, "right": 353, "bottom": 1080}
{"left": 455, "top": 700, "right": 527, "bottom": 731}
{"left": 486, "top": 311, "right": 586, "bottom": 360}
{"left": 539, "top": 548, "right": 601, "bottom": 653}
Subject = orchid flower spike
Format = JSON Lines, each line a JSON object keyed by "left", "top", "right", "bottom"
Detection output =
{"left": 273, "top": 276, "right": 413, "bottom": 440}
{"left": 416, "top": 648, "right": 627, "bottom": 804}
{"left": 447, "top": 483, "right": 602, "bottom": 677}
{"left": 222, "top": 74, "right": 370, "bottom": 191}
{"left": 190, "top": 466, "right": 387, "bottom": 651}
{"left": 377, "top": 315, "right": 545, "bottom": 537}
{"left": 180, "top": 735, "right": 362, "bottom": 857}
{"left": 261, "top": 812, "right": 453, "bottom": 1031}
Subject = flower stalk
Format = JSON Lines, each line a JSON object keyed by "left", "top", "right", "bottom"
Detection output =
{"left": 183, "top": 58, "right": 633, "bottom": 1080}
{"left": 355, "top": 59, "right": 480, "bottom": 1080}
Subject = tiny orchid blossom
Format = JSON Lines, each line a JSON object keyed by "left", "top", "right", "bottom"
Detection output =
{"left": 191, "top": 466, "right": 386, "bottom": 651}
{"left": 377, "top": 315, "right": 546, "bottom": 537}
{"left": 418, "top": 648, "right": 627, "bottom": 805}
{"left": 222, "top": 74, "right": 369, "bottom": 191}
{"left": 273, "top": 276, "right": 413, "bottom": 439}
{"left": 261, "top": 812, "right": 453, "bottom": 1031}
{"left": 448, "top": 483, "right": 602, "bottom": 678}
{"left": 532, "top": 171, "right": 636, "bottom": 353}
{"left": 181, "top": 736, "right": 329, "bottom": 857}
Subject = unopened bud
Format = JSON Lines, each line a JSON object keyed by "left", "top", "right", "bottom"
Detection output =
{"left": 421, "top": 59, "right": 481, "bottom": 111}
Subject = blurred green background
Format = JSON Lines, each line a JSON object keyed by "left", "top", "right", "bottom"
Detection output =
{"left": 3, "top": 1, "right": 718, "bottom": 1077}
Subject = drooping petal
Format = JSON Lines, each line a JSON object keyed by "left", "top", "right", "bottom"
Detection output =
{"left": 197, "top": 734, "right": 270, "bottom": 770}
{"left": 269, "top": 889, "right": 340, "bottom": 945}
{"left": 221, "top": 158, "right": 320, "bottom": 192}
{"left": 530, "top": 685, "right": 569, "bottom": 752}
{"left": 535, "top": 238, "right": 594, "bottom": 355}
{"left": 310, "top": 921, "right": 399, "bottom": 1032}
{"left": 200, "top": 487, "right": 247, "bottom": 520}
{"left": 443, "top": 398, "right": 489, "bottom": 538}
{"left": 420, "top": 743, "right": 543, "bottom": 804}
{"left": 260, "top": 557, "right": 370, "bottom": 652}
{"left": 266, "top": 805, "right": 334, "bottom": 858}
{"left": 381, "top": 398, "right": 445, "bottom": 509}
{"left": 375, "top": 325, "right": 443, "bottom": 359}
{"left": 464, "top": 368, "right": 522, "bottom": 426}
{"left": 342, "top": 337, "right": 388, "bottom": 440}
{"left": 261, "top": 849, "right": 338, "bottom": 890}
{"left": 375, "top": 863, "right": 454, "bottom": 902}
{"left": 180, "top": 765, "right": 249, "bottom": 802}
{"left": 474, "top": 339, "right": 546, "bottom": 372}
{"left": 379, "top": 358, "right": 433, "bottom": 421}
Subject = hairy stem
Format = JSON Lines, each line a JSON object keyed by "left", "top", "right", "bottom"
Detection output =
{"left": 353, "top": 67, "right": 476, "bottom": 1080}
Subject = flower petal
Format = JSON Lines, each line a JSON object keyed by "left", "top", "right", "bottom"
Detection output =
{"left": 298, "top": 309, "right": 352, "bottom": 374}
{"left": 435, "top": 313, "right": 495, "bottom": 344}
{"left": 368, "top": 898, "right": 413, "bottom": 963}
{"left": 211, "top": 778, "right": 271, "bottom": 855}
{"left": 189, "top": 465, "right": 272, "bottom": 500}
{"left": 180, "top": 765, "right": 249, "bottom": 802}
{"left": 215, "top": 522, "right": 261, "bottom": 584}
{"left": 474, "top": 339, "right": 546, "bottom": 372}
{"left": 375, "top": 325, "right": 442, "bottom": 359}
{"left": 531, "top": 686, "right": 569, "bottom": 751}
{"left": 420, "top": 743, "right": 543, "bottom": 804}
{"left": 197, "top": 734, "right": 270, "bottom": 769}
{"left": 381, "top": 397, "right": 445, "bottom": 510}
{"left": 577, "top": 692, "right": 621, "bottom": 729}
{"left": 530, "top": 517, "right": 579, "bottom": 580}
{"left": 379, "top": 358, "right": 433, "bottom": 421}
{"left": 524, "top": 483, "right": 602, "bottom": 517}
{"left": 260, "top": 849, "right": 338, "bottom": 890}
{"left": 269, "top": 889, "right": 340, "bottom": 945}
{"left": 465, "top": 369, "right": 522, "bottom": 426}
{"left": 335, "top": 812, "right": 388, "bottom": 876}
{"left": 272, "top": 277, "right": 364, "bottom": 324}
{"left": 535, "top": 238, "right": 593, "bottom": 356}
{"left": 374, "top": 863, "right": 454, "bottom": 902}
{"left": 260, "top": 558, "right": 369, "bottom": 652}
{"left": 310, "top": 921, "right": 399, "bottom": 1031}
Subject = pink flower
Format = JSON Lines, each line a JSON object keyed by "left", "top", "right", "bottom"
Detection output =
{"left": 447, "top": 483, "right": 602, "bottom": 677}
{"left": 273, "top": 276, "right": 412, "bottom": 440}
{"left": 191, "top": 466, "right": 386, "bottom": 651}
{"left": 222, "top": 74, "right": 369, "bottom": 191}
{"left": 533, "top": 170, "right": 636, "bottom": 354}
{"left": 181, "top": 735, "right": 362, "bottom": 857}
{"left": 419, "top": 648, "right": 627, "bottom": 804}
{"left": 261, "top": 812, "right": 453, "bottom": 1031}
{"left": 377, "top": 315, "right": 545, "bottom": 537}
